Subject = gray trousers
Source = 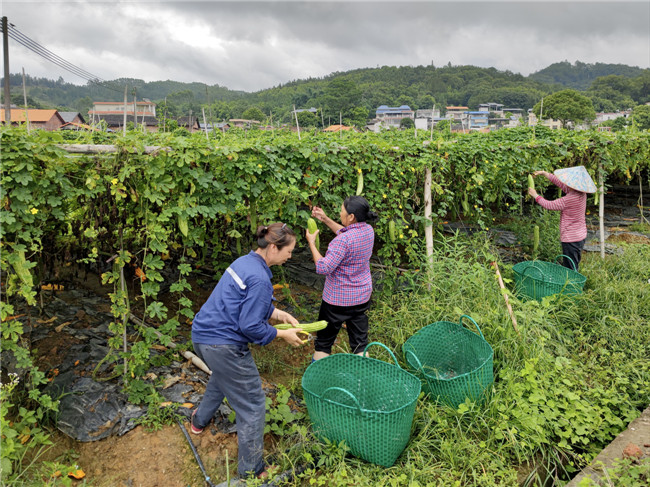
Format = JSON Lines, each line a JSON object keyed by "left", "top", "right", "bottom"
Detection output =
{"left": 192, "top": 342, "right": 266, "bottom": 478}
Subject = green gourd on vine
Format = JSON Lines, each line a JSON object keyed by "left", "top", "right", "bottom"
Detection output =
{"left": 178, "top": 215, "right": 189, "bottom": 237}
{"left": 461, "top": 192, "right": 469, "bottom": 214}
{"left": 356, "top": 168, "right": 364, "bottom": 195}
{"left": 307, "top": 217, "right": 320, "bottom": 250}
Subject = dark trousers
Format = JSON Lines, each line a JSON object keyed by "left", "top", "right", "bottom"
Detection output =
{"left": 561, "top": 239, "right": 585, "bottom": 270}
{"left": 315, "top": 300, "right": 371, "bottom": 354}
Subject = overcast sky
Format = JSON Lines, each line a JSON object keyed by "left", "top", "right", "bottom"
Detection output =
{"left": 2, "top": 1, "right": 649, "bottom": 92}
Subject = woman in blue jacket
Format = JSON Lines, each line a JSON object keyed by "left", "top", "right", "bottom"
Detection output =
{"left": 191, "top": 222, "right": 303, "bottom": 481}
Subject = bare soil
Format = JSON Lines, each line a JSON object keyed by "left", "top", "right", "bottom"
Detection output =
{"left": 26, "top": 267, "right": 321, "bottom": 487}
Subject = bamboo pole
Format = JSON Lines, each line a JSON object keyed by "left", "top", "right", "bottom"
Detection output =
{"left": 293, "top": 105, "right": 301, "bottom": 140}
{"left": 599, "top": 162, "right": 605, "bottom": 259}
{"left": 128, "top": 313, "right": 212, "bottom": 375}
{"left": 639, "top": 170, "right": 649, "bottom": 225}
{"left": 122, "top": 85, "right": 128, "bottom": 135}
{"left": 21, "top": 67, "right": 30, "bottom": 133}
{"left": 424, "top": 166, "right": 433, "bottom": 278}
{"left": 491, "top": 262, "right": 519, "bottom": 335}
{"left": 202, "top": 107, "right": 209, "bottom": 142}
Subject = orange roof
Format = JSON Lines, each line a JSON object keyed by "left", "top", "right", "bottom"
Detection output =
{"left": 323, "top": 124, "right": 353, "bottom": 132}
{"left": 446, "top": 106, "right": 469, "bottom": 110}
{"left": 1, "top": 109, "right": 59, "bottom": 123}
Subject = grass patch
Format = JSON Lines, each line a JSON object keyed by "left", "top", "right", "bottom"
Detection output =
{"left": 268, "top": 236, "right": 649, "bottom": 486}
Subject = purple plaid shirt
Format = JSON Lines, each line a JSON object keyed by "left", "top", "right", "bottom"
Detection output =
{"left": 316, "top": 222, "right": 375, "bottom": 306}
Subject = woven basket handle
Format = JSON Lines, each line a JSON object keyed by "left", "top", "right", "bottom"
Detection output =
{"left": 522, "top": 264, "right": 545, "bottom": 280}
{"left": 459, "top": 315, "right": 484, "bottom": 340}
{"left": 321, "top": 387, "right": 363, "bottom": 415}
{"left": 362, "top": 342, "right": 401, "bottom": 369}
{"left": 403, "top": 347, "right": 425, "bottom": 374}
{"left": 555, "top": 254, "right": 577, "bottom": 271}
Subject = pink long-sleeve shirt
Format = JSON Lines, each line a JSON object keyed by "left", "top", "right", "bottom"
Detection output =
{"left": 535, "top": 173, "right": 587, "bottom": 243}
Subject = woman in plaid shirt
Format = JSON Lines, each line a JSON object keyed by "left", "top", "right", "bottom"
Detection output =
{"left": 305, "top": 196, "right": 378, "bottom": 361}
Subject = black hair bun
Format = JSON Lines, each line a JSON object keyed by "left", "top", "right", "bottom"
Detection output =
{"left": 255, "top": 225, "right": 269, "bottom": 238}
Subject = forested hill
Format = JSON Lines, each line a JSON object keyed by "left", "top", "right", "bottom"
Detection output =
{"left": 4, "top": 61, "right": 648, "bottom": 123}
{"left": 528, "top": 61, "right": 645, "bottom": 90}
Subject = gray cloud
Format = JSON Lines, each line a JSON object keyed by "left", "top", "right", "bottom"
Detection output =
{"left": 3, "top": 1, "right": 649, "bottom": 91}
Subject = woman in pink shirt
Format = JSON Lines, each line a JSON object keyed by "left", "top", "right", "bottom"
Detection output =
{"left": 528, "top": 167, "right": 595, "bottom": 270}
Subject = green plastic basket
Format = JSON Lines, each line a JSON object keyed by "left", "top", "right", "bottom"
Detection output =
{"left": 301, "top": 342, "right": 421, "bottom": 467}
{"left": 402, "top": 315, "right": 494, "bottom": 408}
{"left": 513, "top": 254, "right": 586, "bottom": 301}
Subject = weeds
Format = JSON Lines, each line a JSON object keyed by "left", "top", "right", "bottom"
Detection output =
{"left": 266, "top": 234, "right": 649, "bottom": 486}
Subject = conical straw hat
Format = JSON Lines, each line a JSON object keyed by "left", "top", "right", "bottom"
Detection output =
{"left": 553, "top": 166, "right": 597, "bottom": 194}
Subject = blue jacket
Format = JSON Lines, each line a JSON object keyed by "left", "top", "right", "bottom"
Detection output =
{"left": 191, "top": 252, "right": 278, "bottom": 346}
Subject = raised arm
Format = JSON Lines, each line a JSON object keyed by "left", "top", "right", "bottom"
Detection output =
{"left": 312, "top": 206, "right": 343, "bottom": 234}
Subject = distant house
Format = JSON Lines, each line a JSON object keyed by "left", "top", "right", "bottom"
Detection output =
{"left": 501, "top": 108, "right": 524, "bottom": 120}
{"left": 527, "top": 110, "right": 562, "bottom": 130}
{"left": 375, "top": 105, "right": 414, "bottom": 128}
{"left": 92, "top": 114, "right": 159, "bottom": 132}
{"left": 594, "top": 110, "right": 631, "bottom": 124}
{"left": 464, "top": 111, "right": 489, "bottom": 129}
{"left": 175, "top": 116, "right": 201, "bottom": 132}
{"left": 1, "top": 109, "right": 65, "bottom": 131}
{"left": 415, "top": 107, "right": 441, "bottom": 129}
{"left": 445, "top": 106, "right": 469, "bottom": 121}
{"left": 478, "top": 103, "right": 504, "bottom": 114}
{"left": 59, "top": 112, "right": 87, "bottom": 125}
{"left": 89, "top": 100, "right": 156, "bottom": 117}
{"left": 88, "top": 99, "right": 158, "bottom": 131}
{"left": 229, "top": 119, "right": 261, "bottom": 129}
{"left": 198, "top": 122, "right": 230, "bottom": 132}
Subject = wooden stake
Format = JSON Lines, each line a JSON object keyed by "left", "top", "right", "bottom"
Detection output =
{"left": 491, "top": 261, "right": 519, "bottom": 335}
{"left": 129, "top": 313, "right": 212, "bottom": 375}
{"left": 202, "top": 107, "right": 209, "bottom": 142}
{"left": 598, "top": 162, "right": 605, "bottom": 259}
{"left": 293, "top": 104, "right": 301, "bottom": 140}
{"left": 21, "top": 67, "right": 30, "bottom": 133}
{"left": 424, "top": 166, "right": 433, "bottom": 284}
{"left": 123, "top": 85, "right": 128, "bottom": 135}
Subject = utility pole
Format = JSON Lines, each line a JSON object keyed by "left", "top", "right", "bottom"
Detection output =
{"left": 2, "top": 16, "right": 11, "bottom": 123}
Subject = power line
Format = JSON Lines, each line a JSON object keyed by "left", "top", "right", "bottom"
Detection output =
{"left": 1, "top": 22, "right": 124, "bottom": 93}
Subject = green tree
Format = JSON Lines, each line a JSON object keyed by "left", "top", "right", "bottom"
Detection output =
{"left": 632, "top": 104, "right": 650, "bottom": 130}
{"left": 294, "top": 110, "right": 319, "bottom": 128}
{"left": 400, "top": 117, "right": 415, "bottom": 129}
{"left": 241, "top": 107, "right": 266, "bottom": 122}
{"left": 320, "top": 79, "right": 362, "bottom": 122}
{"left": 533, "top": 89, "right": 596, "bottom": 128}
{"left": 434, "top": 119, "right": 450, "bottom": 132}
{"left": 344, "top": 106, "right": 370, "bottom": 128}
